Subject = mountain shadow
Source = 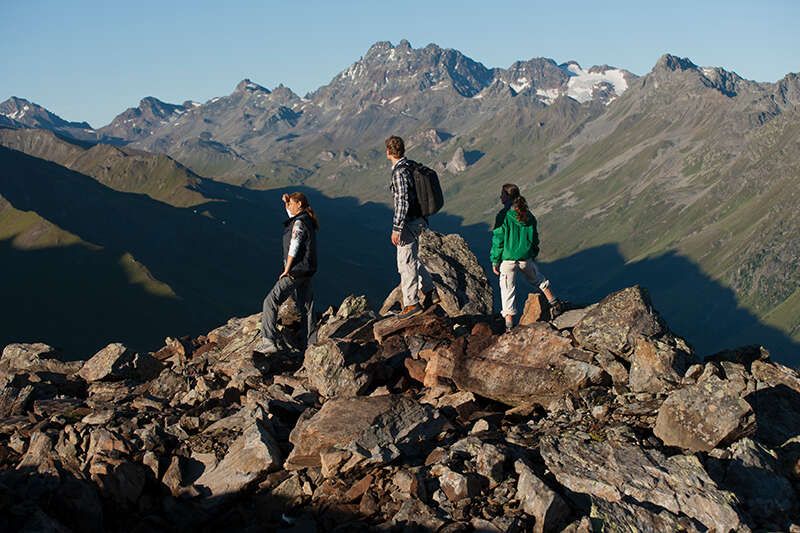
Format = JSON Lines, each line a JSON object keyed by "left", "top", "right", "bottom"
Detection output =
{"left": 2, "top": 145, "right": 798, "bottom": 366}
{"left": 538, "top": 245, "right": 799, "bottom": 366}
{"left": 0, "top": 146, "right": 402, "bottom": 358}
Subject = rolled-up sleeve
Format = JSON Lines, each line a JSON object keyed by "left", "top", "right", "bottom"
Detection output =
{"left": 287, "top": 220, "right": 306, "bottom": 257}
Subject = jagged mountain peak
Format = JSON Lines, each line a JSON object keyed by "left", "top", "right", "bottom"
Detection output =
{"left": 656, "top": 53, "right": 698, "bottom": 72}
{"left": 235, "top": 78, "right": 270, "bottom": 94}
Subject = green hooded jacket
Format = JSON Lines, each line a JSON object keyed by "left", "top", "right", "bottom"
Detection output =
{"left": 490, "top": 207, "right": 540, "bottom": 265}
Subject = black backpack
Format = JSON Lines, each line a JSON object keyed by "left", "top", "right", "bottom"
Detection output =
{"left": 407, "top": 160, "right": 444, "bottom": 217}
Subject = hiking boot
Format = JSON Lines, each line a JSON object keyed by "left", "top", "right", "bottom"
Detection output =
{"left": 548, "top": 299, "right": 565, "bottom": 318}
{"left": 421, "top": 288, "right": 439, "bottom": 310}
{"left": 396, "top": 304, "right": 423, "bottom": 319}
{"left": 253, "top": 337, "right": 280, "bottom": 354}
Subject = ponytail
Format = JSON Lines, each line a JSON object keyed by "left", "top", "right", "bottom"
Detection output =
{"left": 512, "top": 195, "right": 530, "bottom": 223}
{"left": 304, "top": 206, "right": 320, "bottom": 230}
{"left": 501, "top": 183, "right": 529, "bottom": 222}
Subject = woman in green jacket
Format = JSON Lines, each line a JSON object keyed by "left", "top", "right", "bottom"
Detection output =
{"left": 490, "top": 184, "right": 562, "bottom": 330}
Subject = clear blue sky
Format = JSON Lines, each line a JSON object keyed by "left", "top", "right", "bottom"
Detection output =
{"left": 1, "top": 0, "right": 797, "bottom": 127}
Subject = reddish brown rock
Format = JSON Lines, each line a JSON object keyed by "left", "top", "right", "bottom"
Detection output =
{"left": 451, "top": 323, "right": 607, "bottom": 407}
{"left": 519, "top": 293, "right": 546, "bottom": 325}
{"left": 404, "top": 357, "right": 427, "bottom": 384}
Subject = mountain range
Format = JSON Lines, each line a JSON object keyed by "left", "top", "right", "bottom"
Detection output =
{"left": 1, "top": 40, "right": 798, "bottom": 364}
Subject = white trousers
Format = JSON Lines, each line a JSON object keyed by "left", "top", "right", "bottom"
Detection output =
{"left": 499, "top": 260, "right": 550, "bottom": 317}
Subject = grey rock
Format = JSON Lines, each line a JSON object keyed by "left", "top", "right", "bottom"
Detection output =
{"left": 628, "top": 336, "right": 689, "bottom": 393}
{"left": 0, "top": 343, "right": 81, "bottom": 377}
{"left": 316, "top": 294, "right": 377, "bottom": 342}
{"left": 654, "top": 367, "right": 755, "bottom": 452}
{"left": 438, "top": 467, "right": 481, "bottom": 501}
{"left": 552, "top": 306, "right": 592, "bottom": 330}
{"left": 301, "top": 340, "right": 372, "bottom": 398}
{"left": 514, "top": 460, "right": 570, "bottom": 533}
{"left": 285, "top": 395, "right": 445, "bottom": 475}
{"left": 590, "top": 497, "right": 704, "bottom": 532}
{"left": 541, "top": 430, "right": 743, "bottom": 532}
{"left": 193, "top": 410, "right": 282, "bottom": 499}
{"left": 447, "top": 146, "right": 468, "bottom": 173}
{"left": 381, "top": 231, "right": 492, "bottom": 317}
{"left": 393, "top": 498, "right": 445, "bottom": 529}
{"left": 573, "top": 286, "right": 667, "bottom": 360}
{"left": 707, "top": 438, "right": 796, "bottom": 527}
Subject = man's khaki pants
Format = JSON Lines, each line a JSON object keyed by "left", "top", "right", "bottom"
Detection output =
{"left": 397, "top": 218, "right": 434, "bottom": 307}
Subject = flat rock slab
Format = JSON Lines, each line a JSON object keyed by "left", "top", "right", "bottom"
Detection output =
{"left": 451, "top": 322, "right": 607, "bottom": 408}
{"left": 285, "top": 395, "right": 445, "bottom": 474}
{"left": 552, "top": 306, "right": 592, "bottom": 330}
{"left": 540, "top": 430, "right": 743, "bottom": 532}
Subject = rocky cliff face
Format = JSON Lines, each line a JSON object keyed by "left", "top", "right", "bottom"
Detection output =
{"left": 1, "top": 233, "right": 798, "bottom": 532}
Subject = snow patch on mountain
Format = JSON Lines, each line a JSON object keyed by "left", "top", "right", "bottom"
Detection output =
{"left": 536, "top": 88, "right": 560, "bottom": 104}
{"left": 562, "top": 64, "right": 628, "bottom": 103}
{"left": 510, "top": 77, "right": 531, "bottom": 93}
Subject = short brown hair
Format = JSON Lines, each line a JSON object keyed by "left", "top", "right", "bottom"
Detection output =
{"left": 385, "top": 136, "right": 405, "bottom": 158}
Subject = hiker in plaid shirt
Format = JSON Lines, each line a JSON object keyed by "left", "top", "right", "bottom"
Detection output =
{"left": 386, "top": 135, "right": 436, "bottom": 318}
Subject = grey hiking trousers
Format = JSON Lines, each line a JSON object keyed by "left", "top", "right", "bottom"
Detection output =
{"left": 261, "top": 275, "right": 314, "bottom": 349}
{"left": 397, "top": 217, "right": 434, "bottom": 307}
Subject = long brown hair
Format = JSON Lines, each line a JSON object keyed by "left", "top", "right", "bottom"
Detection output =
{"left": 501, "top": 183, "right": 530, "bottom": 223}
{"left": 287, "top": 192, "right": 320, "bottom": 229}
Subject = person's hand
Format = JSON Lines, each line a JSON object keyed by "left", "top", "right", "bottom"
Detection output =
{"left": 492, "top": 264, "right": 500, "bottom": 276}
{"left": 391, "top": 231, "right": 401, "bottom": 246}
{"left": 280, "top": 269, "right": 290, "bottom": 279}
{"left": 281, "top": 193, "right": 289, "bottom": 204}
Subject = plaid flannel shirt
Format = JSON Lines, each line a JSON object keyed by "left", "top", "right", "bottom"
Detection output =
{"left": 390, "top": 157, "right": 413, "bottom": 231}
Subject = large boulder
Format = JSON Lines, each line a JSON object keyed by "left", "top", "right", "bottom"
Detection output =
{"left": 301, "top": 340, "right": 374, "bottom": 398}
{"left": 285, "top": 395, "right": 445, "bottom": 476}
{"left": 572, "top": 286, "right": 667, "bottom": 359}
{"left": 439, "top": 323, "right": 607, "bottom": 408}
{"left": 541, "top": 429, "right": 744, "bottom": 532}
{"left": 380, "top": 231, "right": 492, "bottom": 317}
{"left": 654, "top": 364, "right": 756, "bottom": 452}
{"left": 590, "top": 497, "right": 704, "bottom": 532}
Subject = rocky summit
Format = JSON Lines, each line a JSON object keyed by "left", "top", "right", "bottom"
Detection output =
{"left": 1, "top": 231, "right": 799, "bottom": 532}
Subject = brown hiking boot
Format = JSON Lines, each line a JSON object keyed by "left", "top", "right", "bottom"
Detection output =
{"left": 396, "top": 304, "right": 423, "bottom": 319}
{"left": 421, "top": 288, "right": 439, "bottom": 310}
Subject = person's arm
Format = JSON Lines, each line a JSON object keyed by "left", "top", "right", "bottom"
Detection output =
{"left": 490, "top": 215, "right": 505, "bottom": 274}
{"left": 281, "top": 220, "right": 306, "bottom": 277}
{"left": 531, "top": 213, "right": 540, "bottom": 259}
{"left": 391, "top": 167, "right": 410, "bottom": 241}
